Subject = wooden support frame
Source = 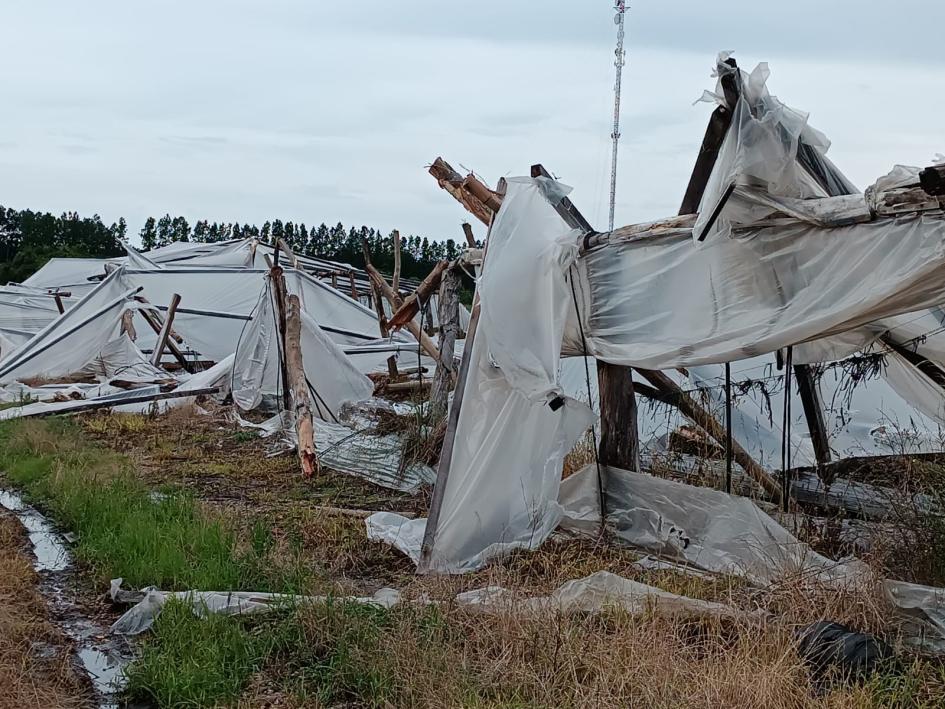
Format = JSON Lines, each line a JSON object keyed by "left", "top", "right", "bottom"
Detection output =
{"left": 150, "top": 293, "right": 182, "bottom": 367}
{"left": 134, "top": 296, "right": 193, "bottom": 373}
{"left": 634, "top": 368, "right": 782, "bottom": 500}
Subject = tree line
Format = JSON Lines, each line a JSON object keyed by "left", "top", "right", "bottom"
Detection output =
{"left": 0, "top": 205, "right": 466, "bottom": 285}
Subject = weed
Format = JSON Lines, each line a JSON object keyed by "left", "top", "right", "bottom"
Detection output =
{"left": 0, "top": 418, "right": 315, "bottom": 592}
{"left": 124, "top": 600, "right": 264, "bottom": 708}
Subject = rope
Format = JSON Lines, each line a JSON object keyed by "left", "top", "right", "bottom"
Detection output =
{"left": 568, "top": 264, "right": 606, "bottom": 527}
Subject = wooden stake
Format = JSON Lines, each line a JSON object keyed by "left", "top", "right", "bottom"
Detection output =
{"left": 430, "top": 267, "right": 460, "bottom": 420}
{"left": 53, "top": 294, "right": 65, "bottom": 315}
{"left": 348, "top": 272, "right": 360, "bottom": 301}
{"left": 392, "top": 230, "right": 402, "bottom": 294}
{"left": 285, "top": 294, "right": 320, "bottom": 477}
{"left": 150, "top": 293, "right": 182, "bottom": 367}
{"left": 597, "top": 363, "right": 640, "bottom": 471}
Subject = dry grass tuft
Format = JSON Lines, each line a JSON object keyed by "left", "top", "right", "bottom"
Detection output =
{"left": 0, "top": 514, "right": 91, "bottom": 709}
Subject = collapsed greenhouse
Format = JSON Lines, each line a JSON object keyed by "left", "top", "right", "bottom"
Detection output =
{"left": 4, "top": 53, "right": 945, "bottom": 656}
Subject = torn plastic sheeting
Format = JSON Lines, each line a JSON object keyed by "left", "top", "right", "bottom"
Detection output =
{"left": 420, "top": 178, "right": 595, "bottom": 573}
{"left": 693, "top": 54, "right": 854, "bottom": 243}
{"left": 366, "top": 512, "right": 426, "bottom": 564}
{"left": 559, "top": 464, "right": 863, "bottom": 587}
{"left": 236, "top": 412, "right": 435, "bottom": 493}
{"left": 574, "top": 210, "right": 945, "bottom": 370}
{"left": 454, "top": 571, "right": 749, "bottom": 622}
{"left": 231, "top": 277, "right": 373, "bottom": 419}
{"left": 109, "top": 579, "right": 402, "bottom": 636}
{"left": 558, "top": 465, "right": 945, "bottom": 652}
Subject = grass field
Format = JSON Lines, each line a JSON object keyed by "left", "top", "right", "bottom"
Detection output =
{"left": 2, "top": 413, "right": 945, "bottom": 707}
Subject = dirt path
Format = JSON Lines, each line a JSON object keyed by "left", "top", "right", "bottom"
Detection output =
{"left": 0, "top": 511, "right": 94, "bottom": 709}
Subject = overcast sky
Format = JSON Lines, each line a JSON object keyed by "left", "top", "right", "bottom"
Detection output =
{"left": 1, "top": 1, "right": 943, "bottom": 245}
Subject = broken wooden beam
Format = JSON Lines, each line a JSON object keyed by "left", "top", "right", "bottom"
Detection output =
{"left": 150, "top": 293, "right": 182, "bottom": 367}
{"left": 461, "top": 222, "right": 476, "bottom": 248}
{"left": 364, "top": 263, "right": 441, "bottom": 362}
{"left": 285, "top": 294, "right": 320, "bottom": 477}
{"left": 387, "top": 260, "right": 450, "bottom": 331}
{"left": 428, "top": 157, "right": 499, "bottom": 226}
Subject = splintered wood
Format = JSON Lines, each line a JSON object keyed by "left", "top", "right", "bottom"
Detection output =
{"left": 285, "top": 294, "right": 320, "bottom": 477}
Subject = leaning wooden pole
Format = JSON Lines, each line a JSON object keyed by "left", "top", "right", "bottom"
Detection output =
{"left": 150, "top": 293, "right": 182, "bottom": 367}
{"left": 360, "top": 239, "right": 390, "bottom": 338}
{"left": 634, "top": 368, "right": 782, "bottom": 500}
{"left": 285, "top": 294, "right": 320, "bottom": 477}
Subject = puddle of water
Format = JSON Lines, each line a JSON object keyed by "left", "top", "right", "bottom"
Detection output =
{"left": 0, "top": 487, "right": 134, "bottom": 707}
{"left": 0, "top": 489, "right": 70, "bottom": 571}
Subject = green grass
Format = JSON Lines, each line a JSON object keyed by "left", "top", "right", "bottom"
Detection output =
{"left": 123, "top": 601, "right": 266, "bottom": 708}
{"left": 125, "top": 598, "right": 437, "bottom": 708}
{"left": 0, "top": 417, "right": 314, "bottom": 592}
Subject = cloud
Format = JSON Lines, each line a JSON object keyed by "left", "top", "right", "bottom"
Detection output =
{"left": 0, "top": 2, "right": 942, "bottom": 242}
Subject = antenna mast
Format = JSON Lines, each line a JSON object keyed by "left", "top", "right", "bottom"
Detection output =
{"left": 608, "top": 1, "right": 627, "bottom": 232}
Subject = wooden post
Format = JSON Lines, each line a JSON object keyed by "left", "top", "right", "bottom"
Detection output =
{"left": 392, "top": 230, "right": 402, "bottom": 294}
{"left": 348, "top": 272, "right": 359, "bottom": 301}
{"left": 597, "top": 364, "right": 640, "bottom": 471}
{"left": 461, "top": 222, "right": 476, "bottom": 248}
{"left": 53, "top": 294, "right": 65, "bottom": 315}
{"left": 430, "top": 267, "right": 460, "bottom": 420}
{"left": 150, "top": 293, "right": 182, "bottom": 367}
{"left": 331, "top": 273, "right": 338, "bottom": 290}
{"left": 285, "top": 294, "right": 320, "bottom": 477}
{"left": 794, "top": 366, "right": 831, "bottom": 467}
{"left": 360, "top": 239, "right": 390, "bottom": 338}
